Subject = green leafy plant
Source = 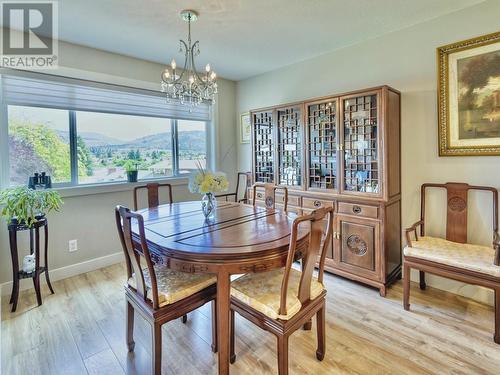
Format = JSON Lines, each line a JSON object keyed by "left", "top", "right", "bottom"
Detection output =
{"left": 123, "top": 160, "right": 138, "bottom": 172}
{"left": 0, "top": 186, "right": 63, "bottom": 227}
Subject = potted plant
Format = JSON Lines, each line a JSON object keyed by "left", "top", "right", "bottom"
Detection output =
{"left": 188, "top": 161, "right": 229, "bottom": 218}
{"left": 0, "top": 186, "right": 63, "bottom": 228}
{"left": 124, "top": 160, "right": 138, "bottom": 183}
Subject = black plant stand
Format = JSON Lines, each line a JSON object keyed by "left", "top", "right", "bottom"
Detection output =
{"left": 8, "top": 218, "right": 54, "bottom": 312}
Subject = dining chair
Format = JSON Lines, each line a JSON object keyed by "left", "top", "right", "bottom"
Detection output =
{"left": 133, "top": 182, "right": 190, "bottom": 323}
{"left": 403, "top": 182, "right": 500, "bottom": 343}
{"left": 216, "top": 172, "right": 251, "bottom": 202}
{"left": 229, "top": 206, "right": 333, "bottom": 375}
{"left": 133, "top": 182, "right": 173, "bottom": 210}
{"left": 252, "top": 182, "right": 289, "bottom": 211}
{"left": 115, "top": 205, "right": 218, "bottom": 374}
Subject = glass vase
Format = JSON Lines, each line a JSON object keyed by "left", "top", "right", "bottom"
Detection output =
{"left": 201, "top": 192, "right": 216, "bottom": 219}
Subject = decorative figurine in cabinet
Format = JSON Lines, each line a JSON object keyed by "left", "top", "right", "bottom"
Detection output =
{"left": 250, "top": 86, "right": 401, "bottom": 296}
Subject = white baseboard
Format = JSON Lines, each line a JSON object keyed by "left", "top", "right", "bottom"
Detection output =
{"left": 1, "top": 251, "right": 124, "bottom": 296}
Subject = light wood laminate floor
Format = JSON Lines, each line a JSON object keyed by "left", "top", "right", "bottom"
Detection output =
{"left": 2, "top": 263, "right": 499, "bottom": 374}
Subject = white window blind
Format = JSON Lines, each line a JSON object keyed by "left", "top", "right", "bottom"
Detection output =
{"left": 0, "top": 70, "right": 211, "bottom": 121}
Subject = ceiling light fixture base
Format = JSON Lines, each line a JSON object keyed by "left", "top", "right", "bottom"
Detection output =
{"left": 180, "top": 10, "right": 198, "bottom": 23}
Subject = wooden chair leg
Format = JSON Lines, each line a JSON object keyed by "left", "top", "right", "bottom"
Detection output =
{"left": 316, "top": 306, "right": 325, "bottom": 361}
{"left": 212, "top": 300, "right": 218, "bottom": 353}
{"left": 495, "top": 288, "right": 500, "bottom": 344}
{"left": 277, "top": 335, "right": 289, "bottom": 375}
{"left": 403, "top": 263, "right": 411, "bottom": 311}
{"left": 419, "top": 270, "right": 426, "bottom": 290}
{"left": 230, "top": 309, "right": 236, "bottom": 363}
{"left": 126, "top": 301, "right": 135, "bottom": 352}
{"left": 181, "top": 314, "right": 188, "bottom": 324}
{"left": 152, "top": 322, "right": 162, "bottom": 375}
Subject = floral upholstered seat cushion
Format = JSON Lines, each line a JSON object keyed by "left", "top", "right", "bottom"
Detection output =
{"left": 128, "top": 266, "right": 216, "bottom": 307}
{"left": 404, "top": 236, "right": 500, "bottom": 278}
{"left": 230, "top": 268, "right": 325, "bottom": 320}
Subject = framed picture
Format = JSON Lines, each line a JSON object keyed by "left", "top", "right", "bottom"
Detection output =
{"left": 240, "top": 112, "right": 251, "bottom": 144}
{"left": 437, "top": 31, "right": 500, "bottom": 156}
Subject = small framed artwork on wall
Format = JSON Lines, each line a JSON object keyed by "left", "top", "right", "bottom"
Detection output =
{"left": 240, "top": 112, "right": 251, "bottom": 143}
{"left": 437, "top": 31, "right": 500, "bottom": 156}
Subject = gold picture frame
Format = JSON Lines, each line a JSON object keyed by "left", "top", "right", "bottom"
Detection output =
{"left": 437, "top": 31, "right": 500, "bottom": 156}
{"left": 240, "top": 112, "right": 251, "bottom": 144}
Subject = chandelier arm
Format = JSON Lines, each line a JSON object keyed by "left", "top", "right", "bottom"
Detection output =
{"left": 189, "top": 41, "right": 208, "bottom": 87}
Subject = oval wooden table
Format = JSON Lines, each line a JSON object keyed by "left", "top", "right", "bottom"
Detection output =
{"left": 134, "top": 201, "right": 309, "bottom": 375}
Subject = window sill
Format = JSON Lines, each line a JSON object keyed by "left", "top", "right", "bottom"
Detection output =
{"left": 55, "top": 177, "right": 189, "bottom": 198}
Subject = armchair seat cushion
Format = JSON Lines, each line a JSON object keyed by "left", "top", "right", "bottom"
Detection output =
{"left": 128, "top": 266, "right": 216, "bottom": 307}
{"left": 404, "top": 236, "right": 500, "bottom": 277}
{"left": 230, "top": 268, "right": 325, "bottom": 320}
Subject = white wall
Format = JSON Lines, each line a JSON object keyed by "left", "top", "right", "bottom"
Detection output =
{"left": 236, "top": 0, "right": 500, "bottom": 305}
{"left": 0, "top": 40, "right": 237, "bottom": 286}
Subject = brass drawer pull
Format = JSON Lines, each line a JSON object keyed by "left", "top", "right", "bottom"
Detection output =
{"left": 313, "top": 200, "right": 322, "bottom": 208}
{"left": 352, "top": 205, "right": 362, "bottom": 214}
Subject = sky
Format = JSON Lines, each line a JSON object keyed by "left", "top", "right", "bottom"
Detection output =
{"left": 8, "top": 105, "right": 205, "bottom": 142}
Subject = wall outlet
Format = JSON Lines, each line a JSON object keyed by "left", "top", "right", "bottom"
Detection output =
{"left": 69, "top": 239, "right": 78, "bottom": 252}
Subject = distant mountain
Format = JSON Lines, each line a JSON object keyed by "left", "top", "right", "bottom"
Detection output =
{"left": 79, "top": 132, "right": 124, "bottom": 147}
{"left": 57, "top": 129, "right": 205, "bottom": 151}
{"left": 56, "top": 130, "right": 123, "bottom": 147}
{"left": 121, "top": 131, "right": 205, "bottom": 151}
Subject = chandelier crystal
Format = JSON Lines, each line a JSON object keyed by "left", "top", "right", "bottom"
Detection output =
{"left": 161, "top": 10, "right": 218, "bottom": 107}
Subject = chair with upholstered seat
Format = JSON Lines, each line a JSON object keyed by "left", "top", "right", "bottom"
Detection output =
{"left": 216, "top": 172, "right": 251, "bottom": 202}
{"left": 251, "top": 182, "right": 289, "bottom": 211}
{"left": 133, "top": 182, "right": 173, "bottom": 210}
{"left": 115, "top": 205, "right": 218, "bottom": 374}
{"left": 229, "top": 207, "right": 333, "bottom": 375}
{"left": 403, "top": 182, "right": 500, "bottom": 343}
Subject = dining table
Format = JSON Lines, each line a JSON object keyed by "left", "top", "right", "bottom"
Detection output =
{"left": 133, "top": 200, "right": 309, "bottom": 375}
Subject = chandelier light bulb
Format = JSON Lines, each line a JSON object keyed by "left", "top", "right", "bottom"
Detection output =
{"left": 205, "top": 64, "right": 211, "bottom": 72}
{"left": 162, "top": 69, "right": 170, "bottom": 79}
{"left": 171, "top": 59, "right": 177, "bottom": 70}
{"left": 189, "top": 75, "right": 195, "bottom": 84}
{"left": 210, "top": 71, "right": 216, "bottom": 80}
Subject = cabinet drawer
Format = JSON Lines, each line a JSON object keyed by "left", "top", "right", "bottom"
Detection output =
{"left": 302, "top": 198, "right": 334, "bottom": 210}
{"left": 338, "top": 202, "right": 378, "bottom": 219}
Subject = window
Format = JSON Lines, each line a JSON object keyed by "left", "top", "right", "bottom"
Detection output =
{"left": 8, "top": 106, "right": 71, "bottom": 185}
{"left": 75, "top": 111, "right": 174, "bottom": 184}
{"left": 6, "top": 105, "right": 208, "bottom": 186}
{"left": 1, "top": 71, "right": 212, "bottom": 188}
{"left": 178, "top": 120, "right": 207, "bottom": 174}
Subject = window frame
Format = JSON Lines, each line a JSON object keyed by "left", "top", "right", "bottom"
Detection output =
{"left": 2, "top": 104, "right": 210, "bottom": 188}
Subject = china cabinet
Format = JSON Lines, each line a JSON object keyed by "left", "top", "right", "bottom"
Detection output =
{"left": 249, "top": 85, "right": 401, "bottom": 296}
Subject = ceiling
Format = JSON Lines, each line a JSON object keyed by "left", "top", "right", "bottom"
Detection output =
{"left": 7, "top": 0, "right": 486, "bottom": 80}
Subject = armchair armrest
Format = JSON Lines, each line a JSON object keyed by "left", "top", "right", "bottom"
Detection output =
{"left": 494, "top": 231, "right": 500, "bottom": 266}
{"left": 404, "top": 220, "right": 424, "bottom": 248}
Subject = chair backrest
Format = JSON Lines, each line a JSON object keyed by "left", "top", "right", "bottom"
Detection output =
{"left": 133, "top": 183, "right": 173, "bottom": 210}
{"left": 115, "top": 205, "right": 160, "bottom": 309}
{"left": 235, "top": 172, "right": 251, "bottom": 202}
{"left": 279, "top": 207, "right": 333, "bottom": 316}
{"left": 252, "top": 183, "right": 288, "bottom": 211}
{"left": 420, "top": 182, "right": 498, "bottom": 243}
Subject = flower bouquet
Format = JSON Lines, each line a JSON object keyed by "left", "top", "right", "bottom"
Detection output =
{"left": 188, "top": 161, "right": 229, "bottom": 218}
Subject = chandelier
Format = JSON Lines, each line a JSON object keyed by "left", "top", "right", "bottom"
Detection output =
{"left": 161, "top": 10, "right": 218, "bottom": 106}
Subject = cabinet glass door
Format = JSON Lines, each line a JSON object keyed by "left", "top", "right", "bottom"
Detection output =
{"left": 253, "top": 111, "right": 274, "bottom": 183}
{"left": 342, "top": 94, "right": 380, "bottom": 194}
{"left": 277, "top": 106, "right": 302, "bottom": 186}
{"left": 307, "top": 100, "right": 338, "bottom": 190}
